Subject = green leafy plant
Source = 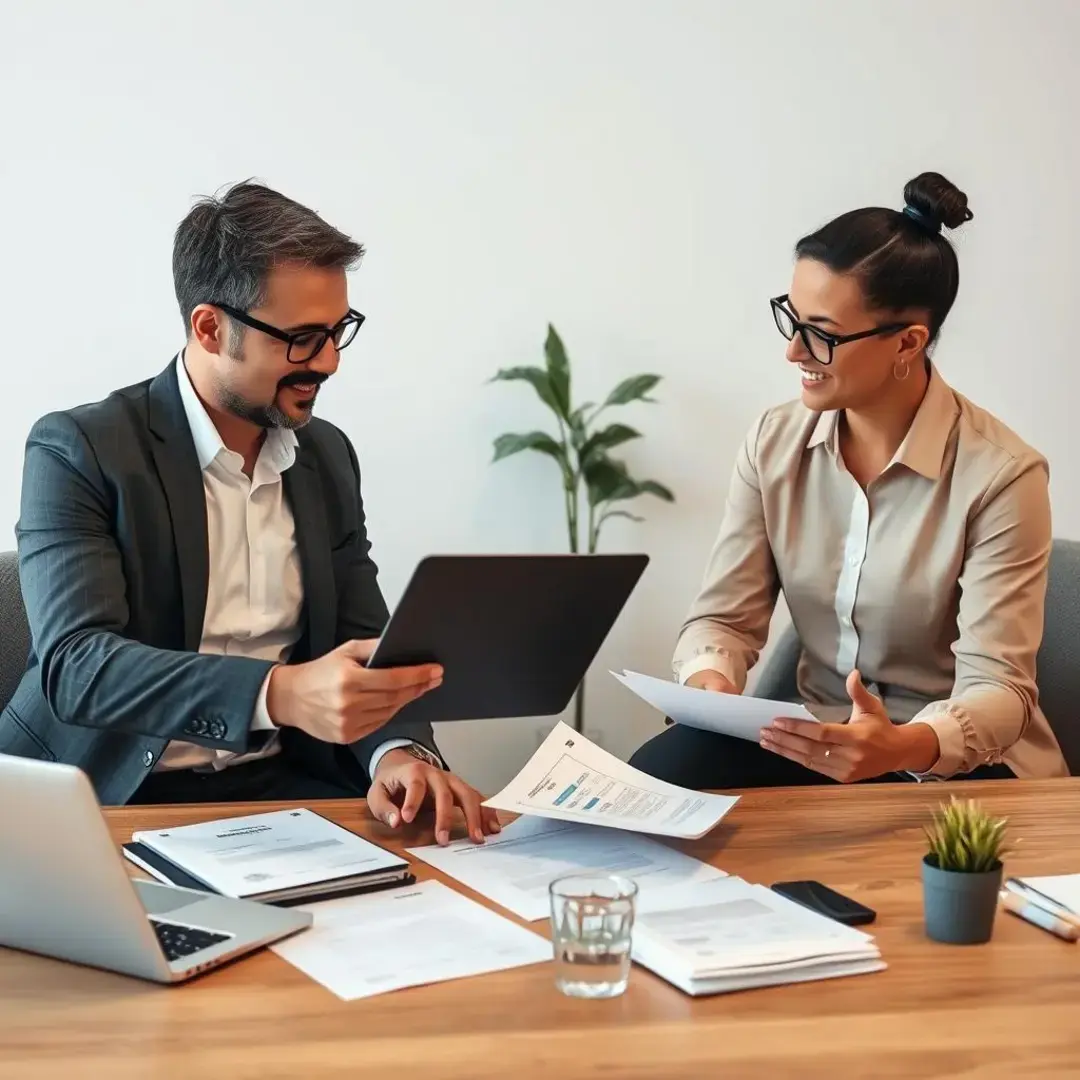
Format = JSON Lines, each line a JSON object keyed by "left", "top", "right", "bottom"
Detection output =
{"left": 923, "top": 796, "right": 1009, "bottom": 874}
{"left": 489, "top": 323, "right": 675, "bottom": 730}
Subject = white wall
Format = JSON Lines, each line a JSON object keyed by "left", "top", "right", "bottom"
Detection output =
{"left": 2, "top": 0, "right": 1077, "bottom": 792}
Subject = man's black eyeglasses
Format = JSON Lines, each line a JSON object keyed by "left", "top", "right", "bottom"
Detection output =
{"left": 770, "top": 295, "right": 906, "bottom": 366}
{"left": 214, "top": 303, "right": 365, "bottom": 364}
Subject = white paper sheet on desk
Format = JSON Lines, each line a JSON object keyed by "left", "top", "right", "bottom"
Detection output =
{"left": 612, "top": 669, "right": 818, "bottom": 742}
{"left": 271, "top": 879, "right": 550, "bottom": 1000}
{"left": 481, "top": 721, "right": 738, "bottom": 839}
{"left": 1014, "top": 874, "right": 1080, "bottom": 914}
{"left": 408, "top": 815, "right": 727, "bottom": 921}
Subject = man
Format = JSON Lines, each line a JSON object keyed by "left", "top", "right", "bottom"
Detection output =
{"left": 0, "top": 181, "right": 498, "bottom": 846}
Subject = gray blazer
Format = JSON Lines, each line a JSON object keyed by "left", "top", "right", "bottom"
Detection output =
{"left": 0, "top": 361, "right": 437, "bottom": 804}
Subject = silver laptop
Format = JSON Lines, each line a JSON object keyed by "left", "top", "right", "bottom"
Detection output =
{"left": 0, "top": 754, "right": 311, "bottom": 983}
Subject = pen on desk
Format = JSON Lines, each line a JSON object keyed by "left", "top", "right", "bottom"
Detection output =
{"left": 999, "top": 889, "right": 1080, "bottom": 942}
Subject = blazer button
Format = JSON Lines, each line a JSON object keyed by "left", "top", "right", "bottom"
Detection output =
{"left": 143, "top": 750, "right": 154, "bottom": 768}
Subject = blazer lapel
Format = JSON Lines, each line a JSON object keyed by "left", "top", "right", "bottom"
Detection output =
{"left": 283, "top": 449, "right": 336, "bottom": 658}
{"left": 147, "top": 363, "right": 209, "bottom": 651}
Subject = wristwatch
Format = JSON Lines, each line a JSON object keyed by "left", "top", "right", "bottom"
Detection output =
{"left": 403, "top": 743, "right": 444, "bottom": 769}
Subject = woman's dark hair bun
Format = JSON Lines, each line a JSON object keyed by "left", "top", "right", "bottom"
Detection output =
{"left": 903, "top": 172, "right": 973, "bottom": 232}
{"left": 795, "top": 170, "right": 973, "bottom": 341}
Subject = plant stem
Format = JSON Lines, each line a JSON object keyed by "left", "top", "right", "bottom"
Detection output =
{"left": 574, "top": 420, "right": 587, "bottom": 728}
{"left": 556, "top": 416, "right": 578, "bottom": 553}
{"left": 565, "top": 484, "right": 578, "bottom": 553}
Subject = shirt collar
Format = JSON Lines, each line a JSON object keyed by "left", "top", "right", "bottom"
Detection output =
{"left": 174, "top": 352, "right": 298, "bottom": 475}
{"left": 807, "top": 363, "right": 957, "bottom": 481}
{"left": 808, "top": 409, "right": 838, "bottom": 453}
{"left": 890, "top": 364, "right": 958, "bottom": 480}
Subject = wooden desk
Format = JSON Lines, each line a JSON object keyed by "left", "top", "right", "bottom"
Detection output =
{"left": 2, "top": 780, "right": 1079, "bottom": 1079}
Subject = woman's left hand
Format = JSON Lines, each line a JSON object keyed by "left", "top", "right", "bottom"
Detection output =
{"left": 760, "top": 670, "right": 939, "bottom": 781}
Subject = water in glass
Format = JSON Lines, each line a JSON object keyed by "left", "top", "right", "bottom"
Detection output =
{"left": 549, "top": 873, "right": 637, "bottom": 999}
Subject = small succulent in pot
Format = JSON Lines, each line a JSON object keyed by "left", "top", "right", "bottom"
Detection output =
{"left": 921, "top": 796, "right": 1009, "bottom": 945}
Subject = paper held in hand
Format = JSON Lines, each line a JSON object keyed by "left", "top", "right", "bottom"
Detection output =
{"left": 481, "top": 720, "right": 738, "bottom": 840}
{"left": 612, "top": 669, "right": 818, "bottom": 742}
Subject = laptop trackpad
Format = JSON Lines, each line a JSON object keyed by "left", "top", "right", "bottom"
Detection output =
{"left": 135, "top": 880, "right": 210, "bottom": 914}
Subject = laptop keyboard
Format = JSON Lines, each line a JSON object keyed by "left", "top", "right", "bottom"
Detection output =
{"left": 149, "top": 918, "right": 231, "bottom": 961}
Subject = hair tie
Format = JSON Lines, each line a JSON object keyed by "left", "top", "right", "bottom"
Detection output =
{"left": 902, "top": 205, "right": 942, "bottom": 235}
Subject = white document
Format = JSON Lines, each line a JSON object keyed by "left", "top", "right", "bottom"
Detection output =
{"left": 482, "top": 721, "right": 738, "bottom": 839}
{"left": 636, "top": 877, "right": 877, "bottom": 966}
{"left": 132, "top": 808, "right": 406, "bottom": 899}
{"left": 408, "top": 815, "right": 727, "bottom": 921}
{"left": 1014, "top": 874, "right": 1080, "bottom": 913}
{"left": 612, "top": 669, "right": 818, "bottom": 742}
{"left": 631, "top": 877, "right": 884, "bottom": 996}
{"left": 271, "top": 880, "right": 551, "bottom": 1000}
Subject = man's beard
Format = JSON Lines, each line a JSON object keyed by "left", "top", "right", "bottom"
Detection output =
{"left": 222, "top": 389, "right": 310, "bottom": 431}
{"left": 220, "top": 341, "right": 327, "bottom": 430}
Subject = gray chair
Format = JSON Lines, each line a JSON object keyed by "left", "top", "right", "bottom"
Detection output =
{"left": 753, "top": 538, "right": 1080, "bottom": 776}
{"left": 0, "top": 551, "right": 31, "bottom": 713}
{"left": 1038, "top": 539, "right": 1080, "bottom": 773}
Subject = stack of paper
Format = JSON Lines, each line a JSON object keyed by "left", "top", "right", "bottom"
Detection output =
{"left": 124, "top": 808, "right": 412, "bottom": 904}
{"left": 631, "top": 877, "right": 885, "bottom": 996}
{"left": 408, "top": 814, "right": 727, "bottom": 921}
{"left": 482, "top": 720, "right": 739, "bottom": 838}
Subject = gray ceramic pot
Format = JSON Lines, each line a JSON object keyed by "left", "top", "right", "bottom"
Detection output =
{"left": 921, "top": 855, "right": 1003, "bottom": 944}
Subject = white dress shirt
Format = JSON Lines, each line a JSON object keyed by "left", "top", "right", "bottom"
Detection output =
{"left": 157, "top": 354, "right": 419, "bottom": 776}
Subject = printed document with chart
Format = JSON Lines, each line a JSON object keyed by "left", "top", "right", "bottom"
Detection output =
{"left": 482, "top": 721, "right": 738, "bottom": 839}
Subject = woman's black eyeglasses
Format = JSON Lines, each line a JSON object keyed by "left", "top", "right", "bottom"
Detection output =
{"left": 770, "top": 295, "right": 906, "bottom": 366}
{"left": 214, "top": 303, "right": 365, "bottom": 364}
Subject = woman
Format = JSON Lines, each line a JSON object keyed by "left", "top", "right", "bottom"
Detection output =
{"left": 630, "top": 172, "right": 1067, "bottom": 788}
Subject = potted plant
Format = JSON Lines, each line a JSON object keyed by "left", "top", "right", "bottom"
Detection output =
{"left": 488, "top": 324, "right": 675, "bottom": 731}
{"left": 922, "top": 795, "right": 1009, "bottom": 944}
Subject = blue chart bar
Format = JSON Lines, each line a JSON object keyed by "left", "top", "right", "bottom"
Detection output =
{"left": 584, "top": 798, "right": 599, "bottom": 810}
{"left": 553, "top": 784, "right": 577, "bottom": 805}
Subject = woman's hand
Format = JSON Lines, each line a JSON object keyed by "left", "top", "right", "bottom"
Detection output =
{"left": 759, "top": 670, "right": 940, "bottom": 781}
{"left": 685, "top": 669, "right": 738, "bottom": 694}
{"left": 666, "top": 668, "right": 739, "bottom": 727}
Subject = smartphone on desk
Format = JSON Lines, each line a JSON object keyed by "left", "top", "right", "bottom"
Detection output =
{"left": 771, "top": 880, "right": 876, "bottom": 926}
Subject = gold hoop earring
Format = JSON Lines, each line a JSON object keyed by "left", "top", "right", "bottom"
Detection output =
{"left": 893, "top": 359, "right": 910, "bottom": 381}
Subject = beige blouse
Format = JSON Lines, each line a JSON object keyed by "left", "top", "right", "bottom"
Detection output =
{"left": 673, "top": 364, "right": 1067, "bottom": 780}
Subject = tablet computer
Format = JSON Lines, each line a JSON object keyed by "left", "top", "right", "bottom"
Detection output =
{"left": 366, "top": 553, "right": 648, "bottom": 723}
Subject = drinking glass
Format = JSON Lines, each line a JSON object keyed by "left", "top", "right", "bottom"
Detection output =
{"left": 549, "top": 873, "right": 638, "bottom": 998}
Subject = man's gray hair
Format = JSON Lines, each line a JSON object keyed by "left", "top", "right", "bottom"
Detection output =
{"left": 172, "top": 180, "right": 364, "bottom": 336}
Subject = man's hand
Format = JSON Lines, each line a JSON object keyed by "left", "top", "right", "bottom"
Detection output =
{"left": 265, "top": 639, "right": 442, "bottom": 745}
{"left": 367, "top": 749, "right": 501, "bottom": 846}
{"left": 759, "top": 670, "right": 940, "bottom": 781}
{"left": 685, "top": 669, "right": 739, "bottom": 694}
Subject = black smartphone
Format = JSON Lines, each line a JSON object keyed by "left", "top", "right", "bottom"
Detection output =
{"left": 770, "top": 880, "right": 876, "bottom": 926}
